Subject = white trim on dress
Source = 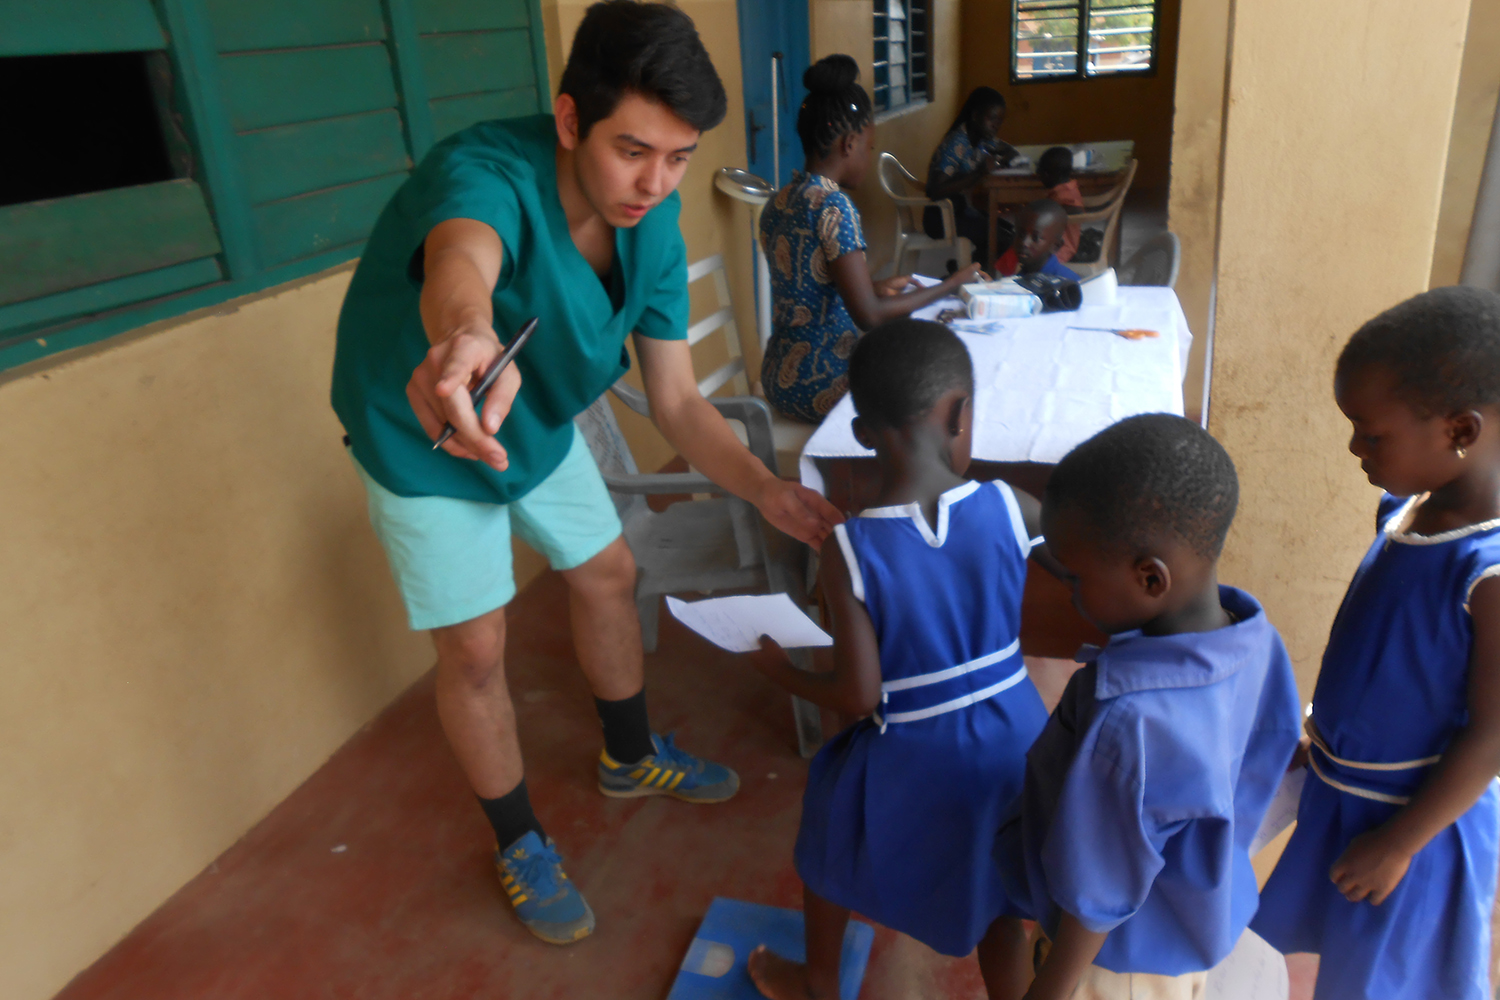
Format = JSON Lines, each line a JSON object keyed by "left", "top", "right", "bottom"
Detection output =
{"left": 832, "top": 523, "right": 864, "bottom": 604}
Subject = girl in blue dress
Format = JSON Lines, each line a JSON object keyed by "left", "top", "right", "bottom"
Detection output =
{"left": 740, "top": 319, "right": 1053, "bottom": 1000}
{"left": 759, "top": 56, "right": 982, "bottom": 424}
{"left": 1252, "top": 286, "right": 1500, "bottom": 999}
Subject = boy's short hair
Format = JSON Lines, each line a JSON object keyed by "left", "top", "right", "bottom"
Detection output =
{"left": 1038, "top": 146, "right": 1073, "bottom": 187}
{"left": 1046, "top": 414, "right": 1239, "bottom": 559}
{"left": 558, "top": 1, "right": 727, "bottom": 139}
{"left": 1022, "top": 198, "right": 1068, "bottom": 232}
{"left": 849, "top": 319, "right": 974, "bottom": 429}
{"left": 1336, "top": 286, "right": 1500, "bottom": 415}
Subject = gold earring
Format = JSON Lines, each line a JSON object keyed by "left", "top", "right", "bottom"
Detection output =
{"left": 1457, "top": 446, "right": 1468, "bottom": 459}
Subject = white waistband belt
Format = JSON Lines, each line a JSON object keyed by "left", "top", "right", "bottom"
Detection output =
{"left": 1304, "top": 717, "right": 1441, "bottom": 805}
{"left": 881, "top": 639, "right": 1021, "bottom": 693}
{"left": 874, "top": 657, "right": 1028, "bottom": 731}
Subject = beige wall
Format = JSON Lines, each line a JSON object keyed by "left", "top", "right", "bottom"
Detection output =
{"left": 1165, "top": 0, "right": 1231, "bottom": 421}
{"left": 811, "top": 0, "right": 964, "bottom": 272}
{"left": 1205, "top": 0, "right": 1472, "bottom": 692}
{"left": 960, "top": 0, "right": 1182, "bottom": 197}
{"left": 0, "top": 270, "right": 433, "bottom": 1000}
{"left": 1430, "top": 0, "right": 1500, "bottom": 287}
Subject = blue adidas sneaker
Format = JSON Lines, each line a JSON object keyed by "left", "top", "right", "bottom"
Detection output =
{"left": 495, "top": 831, "right": 595, "bottom": 945}
{"left": 597, "top": 732, "right": 740, "bottom": 803}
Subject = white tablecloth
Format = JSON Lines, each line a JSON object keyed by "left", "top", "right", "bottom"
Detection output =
{"left": 799, "top": 286, "right": 1193, "bottom": 492}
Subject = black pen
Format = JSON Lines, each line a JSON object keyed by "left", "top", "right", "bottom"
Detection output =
{"left": 432, "top": 317, "right": 538, "bottom": 451}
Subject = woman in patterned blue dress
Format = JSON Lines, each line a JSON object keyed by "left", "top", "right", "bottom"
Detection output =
{"left": 1252, "top": 288, "right": 1500, "bottom": 999}
{"left": 758, "top": 56, "right": 983, "bottom": 423}
{"left": 924, "top": 87, "right": 1019, "bottom": 261}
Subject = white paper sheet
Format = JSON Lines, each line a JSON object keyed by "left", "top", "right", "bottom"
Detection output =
{"left": 1204, "top": 929, "right": 1289, "bottom": 1000}
{"left": 1250, "top": 768, "right": 1307, "bottom": 857}
{"left": 666, "top": 594, "right": 833, "bottom": 653}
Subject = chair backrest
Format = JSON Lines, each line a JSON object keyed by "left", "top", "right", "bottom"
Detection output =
{"left": 1118, "top": 231, "right": 1181, "bottom": 288}
{"left": 574, "top": 395, "right": 648, "bottom": 524}
{"left": 1070, "top": 158, "right": 1138, "bottom": 268}
{"left": 685, "top": 254, "right": 752, "bottom": 396}
{"left": 877, "top": 152, "right": 930, "bottom": 235}
{"left": 1080, "top": 158, "right": 1138, "bottom": 210}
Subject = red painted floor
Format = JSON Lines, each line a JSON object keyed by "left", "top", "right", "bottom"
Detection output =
{"left": 56, "top": 570, "right": 1040, "bottom": 1000}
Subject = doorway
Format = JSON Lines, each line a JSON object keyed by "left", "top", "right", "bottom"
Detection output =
{"left": 736, "top": 0, "right": 810, "bottom": 189}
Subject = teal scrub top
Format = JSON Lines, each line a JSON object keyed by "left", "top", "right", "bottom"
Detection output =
{"left": 331, "top": 114, "right": 689, "bottom": 505}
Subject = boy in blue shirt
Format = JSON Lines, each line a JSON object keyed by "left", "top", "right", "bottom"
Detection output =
{"left": 994, "top": 199, "right": 1079, "bottom": 280}
{"left": 996, "top": 414, "right": 1302, "bottom": 999}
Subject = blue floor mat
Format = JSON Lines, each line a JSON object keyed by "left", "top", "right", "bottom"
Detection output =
{"left": 667, "top": 897, "right": 875, "bottom": 1000}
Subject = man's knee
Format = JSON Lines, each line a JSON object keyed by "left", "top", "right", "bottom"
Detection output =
{"left": 433, "top": 614, "right": 507, "bottom": 689}
{"left": 565, "top": 537, "right": 637, "bottom": 601}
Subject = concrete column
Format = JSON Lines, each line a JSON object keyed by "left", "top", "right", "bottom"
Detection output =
{"left": 1208, "top": 0, "right": 1473, "bottom": 692}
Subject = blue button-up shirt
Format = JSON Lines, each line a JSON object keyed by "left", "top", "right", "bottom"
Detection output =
{"left": 997, "top": 586, "right": 1301, "bottom": 975}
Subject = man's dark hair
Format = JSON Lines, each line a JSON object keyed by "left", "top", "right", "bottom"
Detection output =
{"left": 848, "top": 319, "right": 974, "bottom": 429}
{"left": 796, "top": 55, "right": 873, "bottom": 160}
{"left": 1038, "top": 146, "right": 1073, "bottom": 188}
{"left": 1045, "top": 414, "right": 1239, "bottom": 559}
{"left": 948, "top": 86, "right": 1006, "bottom": 139}
{"left": 558, "top": 1, "right": 727, "bottom": 139}
{"left": 1336, "top": 286, "right": 1500, "bottom": 416}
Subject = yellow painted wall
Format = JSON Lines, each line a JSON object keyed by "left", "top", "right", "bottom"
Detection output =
{"left": 1207, "top": 0, "right": 1472, "bottom": 692}
{"left": 1430, "top": 0, "right": 1500, "bottom": 288}
{"left": 0, "top": 269, "right": 433, "bottom": 1000}
{"left": 810, "top": 0, "right": 964, "bottom": 272}
{"left": 959, "top": 0, "right": 1182, "bottom": 197}
{"left": 1165, "top": 0, "right": 1231, "bottom": 421}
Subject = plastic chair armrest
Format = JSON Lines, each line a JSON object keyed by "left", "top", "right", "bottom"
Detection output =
{"left": 600, "top": 471, "right": 724, "bottom": 496}
{"left": 608, "top": 381, "right": 652, "bottom": 416}
{"left": 707, "top": 394, "right": 778, "bottom": 473}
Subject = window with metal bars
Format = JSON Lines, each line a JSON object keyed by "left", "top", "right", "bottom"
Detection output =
{"left": 1012, "top": 0, "right": 1157, "bottom": 82}
{"left": 873, "top": 0, "right": 930, "bottom": 114}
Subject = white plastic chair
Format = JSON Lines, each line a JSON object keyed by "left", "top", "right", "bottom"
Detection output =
{"left": 1065, "top": 158, "right": 1138, "bottom": 279}
{"left": 574, "top": 255, "right": 825, "bottom": 756}
{"left": 1118, "top": 231, "right": 1181, "bottom": 288}
{"left": 877, "top": 152, "right": 973, "bottom": 275}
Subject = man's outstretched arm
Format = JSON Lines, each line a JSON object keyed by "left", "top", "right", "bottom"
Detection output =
{"left": 407, "top": 218, "right": 519, "bottom": 471}
{"left": 634, "top": 335, "right": 843, "bottom": 547}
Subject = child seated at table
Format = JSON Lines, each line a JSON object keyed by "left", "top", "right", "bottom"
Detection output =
{"left": 994, "top": 200, "right": 1079, "bottom": 280}
{"left": 1037, "top": 147, "right": 1084, "bottom": 264}
{"left": 996, "top": 414, "right": 1302, "bottom": 1000}
{"left": 741, "top": 318, "right": 1054, "bottom": 1000}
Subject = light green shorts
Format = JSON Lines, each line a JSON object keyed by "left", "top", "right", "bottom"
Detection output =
{"left": 351, "top": 426, "right": 623, "bottom": 631}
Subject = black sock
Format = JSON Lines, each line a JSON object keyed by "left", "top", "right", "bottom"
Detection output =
{"left": 594, "top": 689, "right": 655, "bottom": 764}
{"left": 479, "top": 780, "right": 545, "bottom": 851}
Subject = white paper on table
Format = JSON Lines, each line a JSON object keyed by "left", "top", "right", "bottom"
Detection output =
{"left": 1204, "top": 929, "right": 1289, "bottom": 1000}
{"left": 907, "top": 273, "right": 943, "bottom": 288}
{"left": 666, "top": 594, "right": 832, "bottom": 653}
{"left": 1250, "top": 768, "right": 1307, "bottom": 857}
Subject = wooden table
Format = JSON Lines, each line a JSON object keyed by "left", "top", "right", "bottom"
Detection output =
{"left": 978, "top": 140, "right": 1135, "bottom": 265}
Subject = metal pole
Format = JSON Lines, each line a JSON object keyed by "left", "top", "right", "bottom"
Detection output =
{"left": 771, "top": 53, "right": 781, "bottom": 188}
{"left": 1460, "top": 91, "right": 1500, "bottom": 292}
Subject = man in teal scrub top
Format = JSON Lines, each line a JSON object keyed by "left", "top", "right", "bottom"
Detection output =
{"left": 332, "top": 1, "right": 842, "bottom": 945}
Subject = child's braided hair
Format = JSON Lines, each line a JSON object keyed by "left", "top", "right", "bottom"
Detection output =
{"left": 796, "top": 55, "right": 873, "bottom": 160}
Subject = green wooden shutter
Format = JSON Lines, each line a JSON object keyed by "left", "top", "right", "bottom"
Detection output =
{"left": 410, "top": 0, "right": 549, "bottom": 142}
{"left": 0, "top": 0, "right": 166, "bottom": 56}
{"left": 201, "top": 0, "right": 412, "bottom": 270}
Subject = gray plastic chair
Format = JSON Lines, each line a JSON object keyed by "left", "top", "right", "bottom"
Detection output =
{"left": 573, "top": 357, "right": 825, "bottom": 757}
{"left": 1117, "top": 231, "right": 1181, "bottom": 288}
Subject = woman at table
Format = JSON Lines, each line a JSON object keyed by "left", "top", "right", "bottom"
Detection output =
{"left": 923, "top": 87, "right": 1019, "bottom": 261}
{"left": 759, "top": 55, "right": 983, "bottom": 424}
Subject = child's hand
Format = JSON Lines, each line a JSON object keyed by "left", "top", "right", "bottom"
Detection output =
{"left": 1330, "top": 829, "right": 1412, "bottom": 905}
{"left": 1289, "top": 736, "right": 1311, "bottom": 772}
{"left": 875, "top": 274, "right": 914, "bottom": 297}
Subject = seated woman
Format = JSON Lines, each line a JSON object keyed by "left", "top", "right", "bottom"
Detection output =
{"left": 759, "top": 56, "right": 982, "bottom": 424}
{"left": 923, "top": 87, "right": 1019, "bottom": 260}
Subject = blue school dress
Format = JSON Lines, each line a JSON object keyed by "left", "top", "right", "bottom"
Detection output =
{"left": 1253, "top": 494, "right": 1500, "bottom": 1000}
{"left": 995, "top": 586, "right": 1302, "bottom": 974}
{"left": 794, "top": 480, "right": 1051, "bottom": 957}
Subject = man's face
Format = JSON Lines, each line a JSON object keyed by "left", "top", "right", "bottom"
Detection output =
{"left": 557, "top": 91, "right": 701, "bottom": 228}
{"left": 1016, "top": 210, "right": 1064, "bottom": 271}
